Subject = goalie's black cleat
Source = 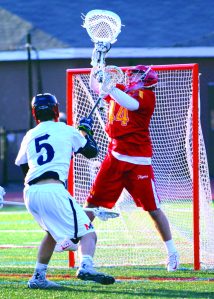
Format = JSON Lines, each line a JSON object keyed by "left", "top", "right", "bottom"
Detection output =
{"left": 76, "top": 266, "right": 115, "bottom": 285}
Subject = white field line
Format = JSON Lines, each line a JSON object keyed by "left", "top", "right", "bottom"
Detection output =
{"left": 0, "top": 211, "right": 28, "bottom": 215}
{"left": 0, "top": 245, "right": 38, "bottom": 248}
{"left": 0, "top": 230, "right": 41, "bottom": 232}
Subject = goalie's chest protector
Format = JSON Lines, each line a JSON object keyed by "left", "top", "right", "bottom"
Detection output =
{"left": 106, "top": 88, "right": 155, "bottom": 157}
{"left": 106, "top": 89, "right": 155, "bottom": 140}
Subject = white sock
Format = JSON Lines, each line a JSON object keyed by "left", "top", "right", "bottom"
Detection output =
{"left": 164, "top": 240, "right": 177, "bottom": 255}
{"left": 35, "top": 262, "right": 48, "bottom": 273}
{"left": 80, "top": 255, "right": 93, "bottom": 266}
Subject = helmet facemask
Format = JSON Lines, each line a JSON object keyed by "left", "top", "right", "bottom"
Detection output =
{"left": 125, "top": 65, "right": 158, "bottom": 92}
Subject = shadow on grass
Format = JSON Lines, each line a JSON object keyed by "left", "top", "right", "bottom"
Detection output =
{"left": 0, "top": 280, "right": 213, "bottom": 298}
{"left": 26, "top": 286, "right": 214, "bottom": 298}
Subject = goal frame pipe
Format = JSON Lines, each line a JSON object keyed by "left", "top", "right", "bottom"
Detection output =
{"left": 153, "top": 63, "right": 200, "bottom": 270}
{"left": 66, "top": 63, "right": 200, "bottom": 270}
{"left": 66, "top": 70, "right": 75, "bottom": 268}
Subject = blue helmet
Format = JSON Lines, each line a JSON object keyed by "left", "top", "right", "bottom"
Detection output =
{"left": 31, "top": 93, "right": 59, "bottom": 123}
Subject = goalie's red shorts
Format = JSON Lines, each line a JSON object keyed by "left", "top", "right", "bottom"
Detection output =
{"left": 86, "top": 152, "right": 161, "bottom": 211}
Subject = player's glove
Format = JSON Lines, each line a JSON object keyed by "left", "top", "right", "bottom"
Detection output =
{"left": 78, "top": 117, "right": 94, "bottom": 135}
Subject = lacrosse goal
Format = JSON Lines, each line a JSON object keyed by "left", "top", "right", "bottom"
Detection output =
{"left": 66, "top": 64, "right": 214, "bottom": 270}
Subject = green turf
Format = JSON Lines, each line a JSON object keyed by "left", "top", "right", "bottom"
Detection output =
{"left": 0, "top": 206, "right": 214, "bottom": 298}
{"left": 0, "top": 267, "right": 214, "bottom": 299}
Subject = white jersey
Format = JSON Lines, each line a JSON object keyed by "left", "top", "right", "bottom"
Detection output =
{"left": 15, "top": 121, "right": 87, "bottom": 185}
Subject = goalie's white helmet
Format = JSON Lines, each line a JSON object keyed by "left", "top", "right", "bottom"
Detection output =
{"left": 125, "top": 65, "right": 158, "bottom": 91}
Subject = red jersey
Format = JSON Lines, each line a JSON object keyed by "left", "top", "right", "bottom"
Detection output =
{"left": 105, "top": 84, "right": 155, "bottom": 157}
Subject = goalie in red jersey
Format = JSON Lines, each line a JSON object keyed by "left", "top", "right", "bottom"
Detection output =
{"left": 84, "top": 65, "right": 180, "bottom": 272}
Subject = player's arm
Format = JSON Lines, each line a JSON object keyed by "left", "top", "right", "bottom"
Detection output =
{"left": 20, "top": 163, "right": 29, "bottom": 176}
{"left": 99, "top": 73, "right": 139, "bottom": 111}
{"left": 15, "top": 136, "right": 29, "bottom": 176}
{"left": 76, "top": 117, "right": 99, "bottom": 159}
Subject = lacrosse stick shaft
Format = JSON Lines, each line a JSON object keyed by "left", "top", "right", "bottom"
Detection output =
{"left": 88, "top": 95, "right": 104, "bottom": 118}
{"left": 83, "top": 207, "right": 120, "bottom": 217}
{"left": 0, "top": 200, "right": 25, "bottom": 206}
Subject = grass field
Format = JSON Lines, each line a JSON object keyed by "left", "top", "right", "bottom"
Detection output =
{"left": 0, "top": 206, "right": 214, "bottom": 299}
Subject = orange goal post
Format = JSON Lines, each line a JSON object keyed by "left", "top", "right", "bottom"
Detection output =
{"left": 66, "top": 63, "right": 214, "bottom": 270}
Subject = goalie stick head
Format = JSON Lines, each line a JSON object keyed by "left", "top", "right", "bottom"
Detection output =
{"left": 125, "top": 65, "right": 158, "bottom": 91}
{"left": 82, "top": 9, "right": 122, "bottom": 44}
{"left": 32, "top": 93, "right": 59, "bottom": 124}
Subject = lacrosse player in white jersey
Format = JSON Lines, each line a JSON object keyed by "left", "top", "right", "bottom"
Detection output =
{"left": 15, "top": 93, "right": 115, "bottom": 289}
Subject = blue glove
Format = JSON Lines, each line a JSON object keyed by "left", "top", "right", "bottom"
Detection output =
{"left": 78, "top": 117, "right": 94, "bottom": 135}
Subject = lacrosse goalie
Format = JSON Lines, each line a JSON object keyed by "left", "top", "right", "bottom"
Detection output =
{"left": 82, "top": 8, "right": 179, "bottom": 273}
{"left": 84, "top": 64, "right": 180, "bottom": 272}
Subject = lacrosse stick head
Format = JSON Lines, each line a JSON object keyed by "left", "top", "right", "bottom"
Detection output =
{"left": 82, "top": 9, "right": 122, "bottom": 44}
{"left": 84, "top": 207, "right": 120, "bottom": 221}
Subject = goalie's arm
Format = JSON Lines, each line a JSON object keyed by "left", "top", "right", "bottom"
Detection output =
{"left": 89, "top": 67, "right": 101, "bottom": 94}
{"left": 108, "top": 88, "right": 139, "bottom": 111}
{"left": 90, "top": 67, "right": 139, "bottom": 111}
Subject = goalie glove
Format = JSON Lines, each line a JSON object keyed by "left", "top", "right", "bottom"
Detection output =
{"left": 100, "top": 72, "right": 116, "bottom": 96}
{"left": 91, "top": 42, "right": 111, "bottom": 67}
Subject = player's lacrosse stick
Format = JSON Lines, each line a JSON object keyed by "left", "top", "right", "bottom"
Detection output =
{"left": 84, "top": 207, "right": 120, "bottom": 221}
{"left": 0, "top": 200, "right": 25, "bottom": 209}
{"left": 0, "top": 199, "right": 120, "bottom": 221}
{"left": 82, "top": 9, "right": 122, "bottom": 110}
{"left": 88, "top": 65, "right": 124, "bottom": 118}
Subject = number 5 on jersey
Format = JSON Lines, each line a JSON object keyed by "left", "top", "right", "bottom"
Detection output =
{"left": 35, "top": 134, "right": 55, "bottom": 165}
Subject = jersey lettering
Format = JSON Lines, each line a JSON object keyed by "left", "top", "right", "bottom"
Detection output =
{"left": 109, "top": 100, "right": 129, "bottom": 126}
{"left": 35, "top": 134, "right": 55, "bottom": 165}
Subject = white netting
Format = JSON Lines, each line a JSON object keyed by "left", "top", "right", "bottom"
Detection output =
{"left": 82, "top": 9, "right": 122, "bottom": 43}
{"left": 67, "top": 65, "right": 214, "bottom": 269}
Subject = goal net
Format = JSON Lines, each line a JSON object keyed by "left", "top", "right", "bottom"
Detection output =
{"left": 66, "top": 64, "right": 214, "bottom": 270}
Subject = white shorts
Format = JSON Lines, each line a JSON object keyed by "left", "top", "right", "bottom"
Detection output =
{"left": 23, "top": 183, "right": 94, "bottom": 242}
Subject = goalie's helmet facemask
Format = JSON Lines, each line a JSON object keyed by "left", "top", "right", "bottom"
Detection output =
{"left": 31, "top": 93, "right": 59, "bottom": 124}
{"left": 125, "top": 65, "right": 158, "bottom": 92}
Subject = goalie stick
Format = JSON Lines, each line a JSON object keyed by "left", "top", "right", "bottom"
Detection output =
{"left": 0, "top": 200, "right": 120, "bottom": 221}
{"left": 82, "top": 9, "right": 123, "bottom": 114}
